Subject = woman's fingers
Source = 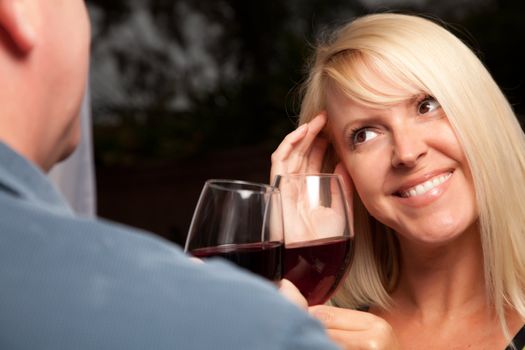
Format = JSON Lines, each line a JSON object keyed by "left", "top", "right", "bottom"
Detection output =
{"left": 270, "top": 113, "right": 327, "bottom": 181}
{"left": 306, "top": 136, "right": 329, "bottom": 173}
{"left": 294, "top": 113, "right": 327, "bottom": 156}
{"left": 271, "top": 124, "right": 309, "bottom": 181}
{"left": 189, "top": 257, "right": 204, "bottom": 264}
{"left": 278, "top": 279, "right": 308, "bottom": 310}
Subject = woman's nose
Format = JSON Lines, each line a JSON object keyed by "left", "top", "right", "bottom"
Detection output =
{"left": 391, "top": 127, "right": 428, "bottom": 168}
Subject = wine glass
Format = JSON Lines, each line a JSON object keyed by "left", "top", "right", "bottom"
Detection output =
{"left": 184, "top": 179, "right": 284, "bottom": 281}
{"left": 273, "top": 173, "right": 354, "bottom": 305}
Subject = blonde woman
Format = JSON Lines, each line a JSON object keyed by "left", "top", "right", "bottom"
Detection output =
{"left": 273, "top": 13, "right": 525, "bottom": 349}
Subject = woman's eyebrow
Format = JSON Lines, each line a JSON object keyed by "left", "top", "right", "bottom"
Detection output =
{"left": 341, "top": 114, "right": 382, "bottom": 135}
{"left": 338, "top": 93, "right": 428, "bottom": 135}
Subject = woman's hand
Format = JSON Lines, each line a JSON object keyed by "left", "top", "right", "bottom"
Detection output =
{"left": 278, "top": 279, "right": 308, "bottom": 310}
{"left": 309, "top": 305, "right": 401, "bottom": 350}
{"left": 270, "top": 114, "right": 354, "bottom": 241}
{"left": 270, "top": 113, "right": 328, "bottom": 182}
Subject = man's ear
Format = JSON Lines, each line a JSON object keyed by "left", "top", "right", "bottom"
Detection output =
{"left": 0, "top": 0, "right": 35, "bottom": 54}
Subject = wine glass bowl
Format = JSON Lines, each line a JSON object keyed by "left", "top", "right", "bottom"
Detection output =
{"left": 273, "top": 173, "right": 354, "bottom": 305}
{"left": 185, "top": 179, "right": 284, "bottom": 281}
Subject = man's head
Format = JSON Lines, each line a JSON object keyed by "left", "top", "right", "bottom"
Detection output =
{"left": 0, "top": 0, "right": 90, "bottom": 171}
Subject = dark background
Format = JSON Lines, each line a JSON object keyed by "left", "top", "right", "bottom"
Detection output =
{"left": 87, "top": 0, "right": 525, "bottom": 245}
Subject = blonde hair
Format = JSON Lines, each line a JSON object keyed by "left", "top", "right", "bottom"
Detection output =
{"left": 298, "top": 13, "right": 525, "bottom": 339}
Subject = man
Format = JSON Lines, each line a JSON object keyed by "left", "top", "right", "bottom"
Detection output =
{"left": 0, "top": 1, "right": 337, "bottom": 349}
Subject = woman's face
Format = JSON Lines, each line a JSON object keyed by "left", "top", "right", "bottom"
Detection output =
{"left": 326, "top": 81, "right": 478, "bottom": 245}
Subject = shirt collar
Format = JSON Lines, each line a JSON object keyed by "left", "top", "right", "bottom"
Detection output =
{"left": 0, "top": 142, "right": 74, "bottom": 216}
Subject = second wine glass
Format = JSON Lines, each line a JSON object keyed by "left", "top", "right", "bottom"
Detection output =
{"left": 273, "top": 173, "right": 354, "bottom": 305}
{"left": 184, "top": 179, "right": 284, "bottom": 281}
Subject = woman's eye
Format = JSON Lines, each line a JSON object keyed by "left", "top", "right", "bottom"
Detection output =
{"left": 417, "top": 96, "right": 441, "bottom": 114}
{"left": 351, "top": 128, "right": 378, "bottom": 146}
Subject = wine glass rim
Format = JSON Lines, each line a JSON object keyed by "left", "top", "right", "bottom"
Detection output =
{"left": 205, "top": 179, "right": 278, "bottom": 193}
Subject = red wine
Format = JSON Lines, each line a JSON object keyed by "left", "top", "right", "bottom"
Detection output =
{"left": 191, "top": 241, "right": 282, "bottom": 281}
{"left": 283, "top": 236, "right": 353, "bottom": 305}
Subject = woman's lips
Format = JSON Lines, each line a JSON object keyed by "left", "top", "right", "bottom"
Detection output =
{"left": 399, "top": 172, "right": 452, "bottom": 198}
{"left": 393, "top": 170, "right": 454, "bottom": 208}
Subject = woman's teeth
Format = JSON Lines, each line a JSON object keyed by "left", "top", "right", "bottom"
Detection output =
{"left": 400, "top": 172, "right": 452, "bottom": 198}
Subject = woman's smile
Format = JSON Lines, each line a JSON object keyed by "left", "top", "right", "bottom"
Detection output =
{"left": 393, "top": 170, "right": 454, "bottom": 208}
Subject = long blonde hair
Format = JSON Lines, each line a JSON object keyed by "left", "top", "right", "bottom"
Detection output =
{"left": 298, "top": 13, "right": 525, "bottom": 338}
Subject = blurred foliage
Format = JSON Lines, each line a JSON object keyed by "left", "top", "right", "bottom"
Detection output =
{"left": 87, "top": 0, "right": 524, "bottom": 166}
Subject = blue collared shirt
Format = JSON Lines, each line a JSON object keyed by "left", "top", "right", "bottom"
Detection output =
{"left": 0, "top": 142, "right": 338, "bottom": 350}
